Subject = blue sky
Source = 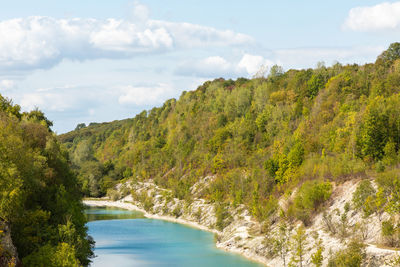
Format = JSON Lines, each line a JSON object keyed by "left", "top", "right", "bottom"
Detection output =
{"left": 0, "top": 0, "right": 398, "bottom": 133}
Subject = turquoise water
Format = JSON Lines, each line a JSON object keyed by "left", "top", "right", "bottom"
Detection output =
{"left": 86, "top": 207, "right": 262, "bottom": 267}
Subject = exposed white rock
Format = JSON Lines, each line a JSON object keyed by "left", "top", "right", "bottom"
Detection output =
{"left": 84, "top": 178, "right": 400, "bottom": 266}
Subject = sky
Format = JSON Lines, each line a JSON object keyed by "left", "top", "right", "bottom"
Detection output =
{"left": 0, "top": 0, "right": 399, "bottom": 133}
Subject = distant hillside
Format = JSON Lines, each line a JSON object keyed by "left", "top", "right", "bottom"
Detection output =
{"left": 60, "top": 42, "right": 400, "bottom": 225}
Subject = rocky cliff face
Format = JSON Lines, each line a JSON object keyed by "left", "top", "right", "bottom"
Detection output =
{"left": 106, "top": 178, "right": 400, "bottom": 266}
{"left": 0, "top": 220, "right": 18, "bottom": 267}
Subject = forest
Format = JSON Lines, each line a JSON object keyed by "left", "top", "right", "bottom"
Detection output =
{"left": 1, "top": 42, "right": 399, "bottom": 267}
{"left": 0, "top": 95, "right": 93, "bottom": 266}
{"left": 61, "top": 43, "right": 400, "bottom": 220}
{"left": 59, "top": 42, "right": 400, "bottom": 265}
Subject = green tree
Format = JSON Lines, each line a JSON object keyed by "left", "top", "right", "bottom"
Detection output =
{"left": 290, "top": 225, "right": 308, "bottom": 267}
{"left": 272, "top": 222, "right": 291, "bottom": 267}
{"left": 74, "top": 123, "right": 86, "bottom": 131}
{"left": 269, "top": 65, "right": 284, "bottom": 78}
{"left": 377, "top": 42, "right": 400, "bottom": 64}
{"left": 306, "top": 73, "right": 325, "bottom": 98}
{"left": 310, "top": 232, "right": 324, "bottom": 267}
{"left": 352, "top": 180, "right": 376, "bottom": 217}
{"left": 0, "top": 95, "right": 94, "bottom": 265}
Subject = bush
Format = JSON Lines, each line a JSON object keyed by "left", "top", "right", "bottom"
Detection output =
{"left": 310, "top": 232, "right": 324, "bottom": 267}
{"left": 328, "top": 241, "right": 366, "bottom": 267}
{"left": 119, "top": 184, "right": 130, "bottom": 198}
{"left": 293, "top": 180, "right": 332, "bottom": 225}
{"left": 381, "top": 219, "right": 400, "bottom": 247}
{"left": 215, "top": 203, "right": 231, "bottom": 231}
{"left": 143, "top": 194, "right": 154, "bottom": 212}
{"left": 352, "top": 180, "right": 376, "bottom": 217}
{"left": 194, "top": 208, "right": 202, "bottom": 223}
{"left": 131, "top": 189, "right": 139, "bottom": 202}
{"left": 106, "top": 189, "right": 120, "bottom": 201}
{"left": 259, "top": 196, "right": 279, "bottom": 221}
{"left": 376, "top": 169, "right": 400, "bottom": 214}
{"left": 172, "top": 204, "right": 182, "bottom": 218}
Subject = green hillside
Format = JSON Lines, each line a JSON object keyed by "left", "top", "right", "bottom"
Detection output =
{"left": 0, "top": 95, "right": 93, "bottom": 266}
{"left": 60, "top": 43, "right": 400, "bottom": 225}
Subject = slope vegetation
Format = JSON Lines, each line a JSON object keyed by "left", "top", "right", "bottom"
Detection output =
{"left": 61, "top": 43, "right": 400, "bottom": 265}
{"left": 0, "top": 95, "right": 93, "bottom": 266}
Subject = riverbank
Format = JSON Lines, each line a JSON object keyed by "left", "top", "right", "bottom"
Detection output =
{"left": 84, "top": 179, "right": 400, "bottom": 266}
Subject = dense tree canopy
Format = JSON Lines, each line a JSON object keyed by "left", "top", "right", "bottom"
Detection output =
{"left": 0, "top": 96, "right": 93, "bottom": 265}
{"left": 60, "top": 43, "right": 400, "bottom": 224}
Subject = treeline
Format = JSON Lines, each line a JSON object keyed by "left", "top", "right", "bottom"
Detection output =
{"left": 0, "top": 95, "right": 93, "bottom": 266}
{"left": 61, "top": 43, "right": 400, "bottom": 228}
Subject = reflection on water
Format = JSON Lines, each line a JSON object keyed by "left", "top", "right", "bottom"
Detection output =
{"left": 85, "top": 207, "right": 262, "bottom": 267}
{"left": 84, "top": 206, "right": 144, "bottom": 221}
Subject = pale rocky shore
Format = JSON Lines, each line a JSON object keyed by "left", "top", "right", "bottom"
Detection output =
{"left": 84, "top": 178, "right": 400, "bottom": 266}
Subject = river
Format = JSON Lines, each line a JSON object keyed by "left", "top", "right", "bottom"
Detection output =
{"left": 85, "top": 206, "right": 263, "bottom": 267}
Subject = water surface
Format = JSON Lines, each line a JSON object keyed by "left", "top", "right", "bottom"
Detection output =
{"left": 86, "top": 206, "right": 262, "bottom": 267}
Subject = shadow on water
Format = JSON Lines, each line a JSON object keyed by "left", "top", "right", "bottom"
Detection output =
{"left": 84, "top": 206, "right": 145, "bottom": 222}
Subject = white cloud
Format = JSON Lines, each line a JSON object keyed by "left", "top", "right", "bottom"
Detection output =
{"left": 89, "top": 19, "right": 174, "bottom": 52}
{"left": 20, "top": 92, "right": 73, "bottom": 111}
{"left": 118, "top": 83, "right": 176, "bottom": 105}
{"left": 0, "top": 79, "right": 15, "bottom": 90}
{"left": 16, "top": 84, "right": 99, "bottom": 112}
{"left": 175, "top": 54, "right": 273, "bottom": 78}
{"left": 344, "top": 2, "right": 400, "bottom": 31}
{"left": 36, "top": 84, "right": 76, "bottom": 92}
{"left": 237, "top": 54, "right": 273, "bottom": 75}
{"left": 150, "top": 20, "right": 252, "bottom": 48}
{"left": 203, "top": 56, "right": 231, "bottom": 68}
{"left": 0, "top": 6, "right": 252, "bottom": 72}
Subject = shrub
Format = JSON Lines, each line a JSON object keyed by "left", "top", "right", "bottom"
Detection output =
{"left": 352, "top": 180, "right": 376, "bottom": 217}
{"left": 106, "top": 189, "right": 120, "bottom": 201}
{"left": 119, "top": 184, "right": 130, "bottom": 198}
{"left": 215, "top": 203, "right": 231, "bottom": 231}
{"left": 270, "top": 222, "right": 290, "bottom": 265}
{"left": 194, "top": 208, "right": 202, "bottom": 223}
{"left": 381, "top": 219, "right": 400, "bottom": 247}
{"left": 328, "top": 241, "right": 366, "bottom": 267}
{"left": 259, "top": 196, "right": 279, "bottom": 221}
{"left": 376, "top": 169, "right": 400, "bottom": 214}
{"left": 172, "top": 204, "right": 182, "bottom": 218}
{"left": 131, "top": 189, "right": 139, "bottom": 201}
{"left": 137, "top": 191, "right": 154, "bottom": 212}
{"left": 293, "top": 180, "right": 332, "bottom": 225}
{"left": 310, "top": 232, "right": 324, "bottom": 267}
{"left": 322, "top": 211, "right": 336, "bottom": 235}
{"left": 288, "top": 142, "right": 304, "bottom": 167}
{"left": 337, "top": 204, "right": 350, "bottom": 241}
{"left": 143, "top": 195, "right": 154, "bottom": 212}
